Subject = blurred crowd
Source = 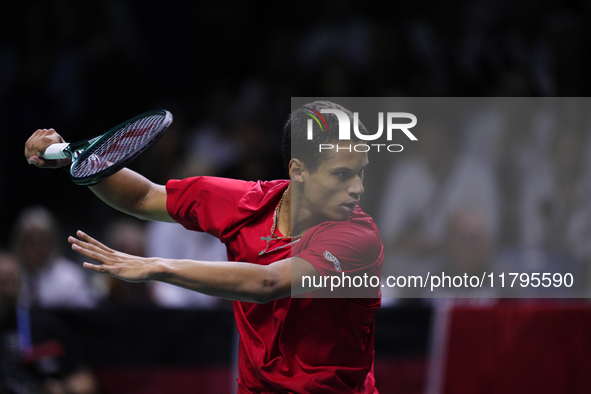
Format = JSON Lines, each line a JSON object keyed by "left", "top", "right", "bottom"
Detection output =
{"left": 376, "top": 98, "right": 591, "bottom": 300}
{"left": 0, "top": 1, "right": 589, "bottom": 295}
{"left": 0, "top": 0, "right": 590, "bottom": 296}
{"left": 2, "top": 0, "right": 591, "bottom": 239}
{"left": 1, "top": 0, "right": 591, "bottom": 390}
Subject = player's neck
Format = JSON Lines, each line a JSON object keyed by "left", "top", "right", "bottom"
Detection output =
{"left": 277, "top": 185, "right": 293, "bottom": 236}
{"left": 278, "top": 184, "right": 323, "bottom": 237}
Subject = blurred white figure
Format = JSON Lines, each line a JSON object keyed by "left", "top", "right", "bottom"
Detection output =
{"left": 102, "top": 218, "right": 154, "bottom": 306}
{"left": 377, "top": 120, "right": 499, "bottom": 302}
{"left": 146, "top": 221, "right": 227, "bottom": 308}
{"left": 11, "top": 206, "right": 101, "bottom": 308}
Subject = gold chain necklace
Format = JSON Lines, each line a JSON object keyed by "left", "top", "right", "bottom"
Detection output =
{"left": 259, "top": 190, "right": 301, "bottom": 255}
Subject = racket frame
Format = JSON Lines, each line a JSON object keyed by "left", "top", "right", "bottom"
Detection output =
{"left": 44, "top": 109, "right": 172, "bottom": 186}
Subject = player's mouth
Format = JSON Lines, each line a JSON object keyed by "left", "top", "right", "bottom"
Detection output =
{"left": 341, "top": 201, "right": 359, "bottom": 214}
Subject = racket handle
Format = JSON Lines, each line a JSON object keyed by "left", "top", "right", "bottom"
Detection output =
{"left": 42, "top": 143, "right": 70, "bottom": 160}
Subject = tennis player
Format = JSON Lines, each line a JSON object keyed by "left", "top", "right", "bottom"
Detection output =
{"left": 25, "top": 101, "right": 384, "bottom": 393}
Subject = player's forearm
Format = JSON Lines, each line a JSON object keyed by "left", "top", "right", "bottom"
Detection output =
{"left": 71, "top": 231, "right": 305, "bottom": 303}
{"left": 89, "top": 168, "right": 173, "bottom": 222}
{"left": 150, "top": 258, "right": 291, "bottom": 303}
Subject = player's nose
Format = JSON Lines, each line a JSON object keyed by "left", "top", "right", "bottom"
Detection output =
{"left": 348, "top": 176, "right": 364, "bottom": 198}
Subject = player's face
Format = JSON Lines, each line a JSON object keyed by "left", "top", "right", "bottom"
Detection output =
{"left": 302, "top": 142, "right": 368, "bottom": 221}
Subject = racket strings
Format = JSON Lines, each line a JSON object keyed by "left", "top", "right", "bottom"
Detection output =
{"left": 72, "top": 114, "right": 165, "bottom": 178}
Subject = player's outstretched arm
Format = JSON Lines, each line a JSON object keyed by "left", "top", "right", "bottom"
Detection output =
{"left": 25, "top": 128, "right": 173, "bottom": 223}
{"left": 69, "top": 230, "right": 320, "bottom": 303}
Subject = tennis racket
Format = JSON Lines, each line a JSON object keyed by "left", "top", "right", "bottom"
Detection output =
{"left": 42, "top": 109, "right": 173, "bottom": 186}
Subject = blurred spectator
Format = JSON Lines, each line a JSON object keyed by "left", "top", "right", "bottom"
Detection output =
{"left": 100, "top": 218, "right": 154, "bottom": 307}
{"left": 391, "top": 207, "right": 499, "bottom": 301}
{"left": 460, "top": 97, "right": 552, "bottom": 246}
{"left": 444, "top": 208, "right": 494, "bottom": 278}
{"left": 0, "top": 251, "right": 31, "bottom": 393}
{"left": 377, "top": 118, "right": 500, "bottom": 301}
{"left": 521, "top": 131, "right": 583, "bottom": 251}
{"left": 461, "top": 100, "right": 589, "bottom": 294}
{"left": 11, "top": 206, "right": 101, "bottom": 308}
{"left": 180, "top": 87, "right": 243, "bottom": 179}
{"left": 513, "top": 128, "right": 590, "bottom": 292}
{"left": 427, "top": 208, "right": 499, "bottom": 300}
{"left": 146, "top": 221, "right": 226, "bottom": 309}
{"left": 0, "top": 251, "right": 100, "bottom": 394}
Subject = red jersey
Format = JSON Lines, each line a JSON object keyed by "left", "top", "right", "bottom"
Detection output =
{"left": 166, "top": 176, "right": 383, "bottom": 393}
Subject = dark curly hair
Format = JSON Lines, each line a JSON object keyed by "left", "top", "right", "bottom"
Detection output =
{"left": 282, "top": 101, "right": 367, "bottom": 175}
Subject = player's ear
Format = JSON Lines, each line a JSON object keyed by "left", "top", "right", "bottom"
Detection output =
{"left": 289, "top": 158, "right": 305, "bottom": 183}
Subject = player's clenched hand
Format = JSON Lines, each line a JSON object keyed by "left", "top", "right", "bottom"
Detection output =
{"left": 25, "top": 128, "right": 71, "bottom": 168}
{"left": 69, "top": 230, "right": 153, "bottom": 282}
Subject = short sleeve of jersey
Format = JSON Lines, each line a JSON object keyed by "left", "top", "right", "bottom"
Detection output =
{"left": 166, "top": 176, "right": 254, "bottom": 239}
{"left": 295, "top": 213, "right": 384, "bottom": 278}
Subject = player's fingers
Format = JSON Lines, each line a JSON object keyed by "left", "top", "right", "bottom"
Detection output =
{"left": 69, "top": 237, "right": 108, "bottom": 264}
{"left": 82, "top": 262, "right": 111, "bottom": 274}
{"left": 30, "top": 156, "right": 70, "bottom": 169}
{"left": 25, "top": 130, "right": 45, "bottom": 165}
{"left": 29, "top": 155, "right": 66, "bottom": 169}
{"left": 68, "top": 234, "right": 93, "bottom": 250}
{"left": 25, "top": 129, "right": 70, "bottom": 168}
{"left": 24, "top": 129, "right": 51, "bottom": 160}
{"left": 68, "top": 234, "right": 117, "bottom": 267}
{"left": 75, "top": 230, "right": 114, "bottom": 253}
{"left": 37, "top": 156, "right": 71, "bottom": 169}
{"left": 27, "top": 155, "right": 41, "bottom": 166}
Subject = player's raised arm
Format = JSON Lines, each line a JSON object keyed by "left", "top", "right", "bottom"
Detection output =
{"left": 88, "top": 168, "right": 173, "bottom": 222}
{"left": 25, "top": 128, "right": 173, "bottom": 223}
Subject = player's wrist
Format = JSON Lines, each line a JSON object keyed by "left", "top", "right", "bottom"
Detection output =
{"left": 146, "top": 258, "right": 168, "bottom": 282}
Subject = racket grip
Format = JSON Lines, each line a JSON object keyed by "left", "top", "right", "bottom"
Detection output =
{"left": 42, "top": 143, "right": 70, "bottom": 160}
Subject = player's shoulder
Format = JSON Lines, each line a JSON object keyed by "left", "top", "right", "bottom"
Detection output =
{"left": 167, "top": 175, "right": 254, "bottom": 193}
{"left": 253, "top": 179, "right": 290, "bottom": 194}
{"left": 311, "top": 207, "right": 383, "bottom": 249}
{"left": 343, "top": 206, "right": 381, "bottom": 235}
{"left": 167, "top": 176, "right": 287, "bottom": 199}
{"left": 349, "top": 206, "right": 379, "bottom": 228}
{"left": 297, "top": 207, "right": 384, "bottom": 271}
{"left": 239, "top": 179, "right": 288, "bottom": 211}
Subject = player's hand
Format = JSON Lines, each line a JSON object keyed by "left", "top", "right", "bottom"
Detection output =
{"left": 25, "top": 128, "right": 71, "bottom": 168}
{"left": 69, "top": 230, "right": 153, "bottom": 283}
